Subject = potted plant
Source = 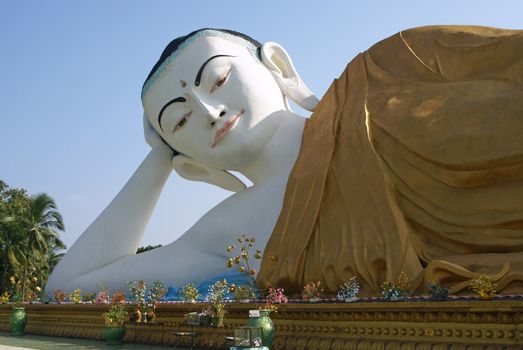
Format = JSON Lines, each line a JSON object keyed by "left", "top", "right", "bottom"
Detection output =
{"left": 230, "top": 284, "right": 254, "bottom": 303}
{"left": 267, "top": 287, "right": 288, "bottom": 304}
{"left": 246, "top": 288, "right": 286, "bottom": 348}
{"left": 82, "top": 292, "right": 96, "bottom": 304}
{"left": 301, "top": 281, "right": 323, "bottom": 302}
{"left": 52, "top": 289, "right": 67, "bottom": 303}
{"left": 9, "top": 305, "right": 27, "bottom": 336}
{"left": 144, "top": 280, "right": 165, "bottom": 323}
{"left": 111, "top": 290, "right": 125, "bottom": 304}
{"left": 225, "top": 235, "right": 262, "bottom": 306}
{"left": 102, "top": 303, "right": 128, "bottom": 345}
{"left": 70, "top": 289, "right": 83, "bottom": 304}
{"left": 148, "top": 280, "right": 166, "bottom": 303}
{"left": 381, "top": 271, "right": 410, "bottom": 301}
{"left": 206, "top": 279, "right": 228, "bottom": 327}
{"left": 179, "top": 283, "right": 200, "bottom": 303}
{"left": 337, "top": 276, "right": 360, "bottom": 302}
{"left": 95, "top": 290, "right": 110, "bottom": 304}
{"left": 0, "top": 291, "right": 10, "bottom": 304}
{"left": 128, "top": 280, "right": 146, "bottom": 322}
{"left": 469, "top": 275, "right": 496, "bottom": 300}
{"left": 26, "top": 277, "right": 41, "bottom": 303}
{"left": 7, "top": 275, "right": 26, "bottom": 336}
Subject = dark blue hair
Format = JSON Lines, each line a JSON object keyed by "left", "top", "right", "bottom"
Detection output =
{"left": 143, "top": 28, "right": 261, "bottom": 91}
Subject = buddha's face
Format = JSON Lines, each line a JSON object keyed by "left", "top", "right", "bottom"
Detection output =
{"left": 142, "top": 36, "right": 286, "bottom": 170}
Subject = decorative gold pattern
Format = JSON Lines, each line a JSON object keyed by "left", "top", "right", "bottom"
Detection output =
{"left": 1, "top": 300, "right": 522, "bottom": 349}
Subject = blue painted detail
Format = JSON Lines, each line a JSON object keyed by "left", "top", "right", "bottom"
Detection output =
{"left": 160, "top": 272, "right": 255, "bottom": 302}
{"left": 161, "top": 286, "right": 180, "bottom": 301}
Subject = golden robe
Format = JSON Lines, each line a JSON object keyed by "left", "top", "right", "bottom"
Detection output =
{"left": 257, "top": 26, "right": 523, "bottom": 296}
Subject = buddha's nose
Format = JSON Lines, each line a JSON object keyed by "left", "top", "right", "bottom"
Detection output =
{"left": 190, "top": 89, "right": 226, "bottom": 127}
{"left": 206, "top": 104, "right": 227, "bottom": 128}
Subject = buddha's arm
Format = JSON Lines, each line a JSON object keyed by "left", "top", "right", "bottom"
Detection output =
{"left": 50, "top": 178, "right": 283, "bottom": 292}
{"left": 47, "top": 144, "right": 172, "bottom": 291}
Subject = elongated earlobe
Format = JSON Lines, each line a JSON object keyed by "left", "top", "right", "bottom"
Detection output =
{"left": 172, "top": 155, "right": 247, "bottom": 192}
{"left": 261, "top": 42, "right": 319, "bottom": 111}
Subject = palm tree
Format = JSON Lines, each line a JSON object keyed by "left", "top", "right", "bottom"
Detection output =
{"left": 39, "top": 246, "right": 66, "bottom": 288}
{"left": 0, "top": 220, "right": 26, "bottom": 293}
{"left": 0, "top": 184, "right": 29, "bottom": 293}
{"left": 19, "top": 193, "right": 64, "bottom": 302}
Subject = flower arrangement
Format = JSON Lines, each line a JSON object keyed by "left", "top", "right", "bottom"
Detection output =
{"left": 259, "top": 287, "right": 289, "bottom": 313}
{"left": 267, "top": 287, "right": 288, "bottom": 304}
{"left": 6, "top": 274, "right": 41, "bottom": 303}
{"left": 301, "top": 281, "right": 323, "bottom": 301}
{"left": 147, "top": 280, "right": 166, "bottom": 304}
{"left": 0, "top": 292, "right": 10, "bottom": 304}
{"left": 179, "top": 283, "right": 200, "bottom": 302}
{"left": 95, "top": 290, "right": 110, "bottom": 304}
{"left": 259, "top": 302, "right": 279, "bottom": 313}
{"left": 111, "top": 290, "right": 125, "bottom": 304}
{"left": 126, "top": 280, "right": 165, "bottom": 323}
{"left": 469, "top": 275, "right": 496, "bottom": 300}
{"left": 27, "top": 276, "right": 41, "bottom": 303}
{"left": 229, "top": 284, "right": 255, "bottom": 302}
{"left": 128, "top": 280, "right": 147, "bottom": 307}
{"left": 9, "top": 276, "right": 22, "bottom": 303}
{"left": 337, "top": 276, "right": 360, "bottom": 302}
{"left": 53, "top": 289, "right": 67, "bottom": 303}
{"left": 8, "top": 276, "right": 21, "bottom": 303}
{"left": 427, "top": 281, "right": 449, "bottom": 301}
{"left": 102, "top": 303, "right": 128, "bottom": 328}
{"left": 226, "top": 234, "right": 262, "bottom": 305}
{"left": 206, "top": 279, "right": 228, "bottom": 326}
{"left": 82, "top": 292, "right": 96, "bottom": 304}
{"left": 381, "top": 272, "right": 410, "bottom": 301}
{"left": 70, "top": 289, "right": 83, "bottom": 304}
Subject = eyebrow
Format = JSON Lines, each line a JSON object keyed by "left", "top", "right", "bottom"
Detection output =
{"left": 194, "top": 54, "right": 235, "bottom": 86}
{"left": 158, "top": 97, "right": 186, "bottom": 132}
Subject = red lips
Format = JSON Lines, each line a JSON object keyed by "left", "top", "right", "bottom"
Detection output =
{"left": 212, "top": 110, "right": 244, "bottom": 148}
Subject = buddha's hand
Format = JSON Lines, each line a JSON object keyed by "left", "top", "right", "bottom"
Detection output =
{"left": 143, "top": 113, "right": 171, "bottom": 152}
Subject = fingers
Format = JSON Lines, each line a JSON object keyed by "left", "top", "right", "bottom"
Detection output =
{"left": 143, "top": 113, "right": 164, "bottom": 148}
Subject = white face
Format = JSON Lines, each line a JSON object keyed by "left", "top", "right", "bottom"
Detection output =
{"left": 143, "top": 36, "right": 287, "bottom": 170}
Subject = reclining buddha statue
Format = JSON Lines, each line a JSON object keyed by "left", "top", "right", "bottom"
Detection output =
{"left": 48, "top": 25, "right": 523, "bottom": 297}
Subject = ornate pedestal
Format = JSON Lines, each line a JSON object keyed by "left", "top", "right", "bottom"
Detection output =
{"left": 0, "top": 299, "right": 521, "bottom": 349}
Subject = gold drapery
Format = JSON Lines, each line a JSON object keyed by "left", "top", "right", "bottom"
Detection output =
{"left": 258, "top": 26, "right": 523, "bottom": 296}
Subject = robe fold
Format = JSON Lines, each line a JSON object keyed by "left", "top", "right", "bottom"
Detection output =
{"left": 257, "top": 25, "right": 523, "bottom": 296}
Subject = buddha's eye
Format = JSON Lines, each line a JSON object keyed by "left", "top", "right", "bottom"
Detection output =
{"left": 211, "top": 68, "right": 232, "bottom": 92}
{"left": 173, "top": 112, "right": 191, "bottom": 133}
{"left": 216, "top": 76, "right": 226, "bottom": 87}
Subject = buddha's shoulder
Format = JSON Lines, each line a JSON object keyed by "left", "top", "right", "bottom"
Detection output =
{"left": 369, "top": 25, "right": 522, "bottom": 52}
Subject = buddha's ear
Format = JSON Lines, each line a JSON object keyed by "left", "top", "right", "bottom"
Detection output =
{"left": 172, "top": 155, "right": 247, "bottom": 192}
{"left": 261, "top": 42, "right": 319, "bottom": 111}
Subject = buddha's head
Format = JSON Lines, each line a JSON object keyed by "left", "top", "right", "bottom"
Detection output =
{"left": 142, "top": 28, "right": 317, "bottom": 191}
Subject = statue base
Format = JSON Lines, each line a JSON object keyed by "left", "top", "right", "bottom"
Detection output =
{"left": 0, "top": 298, "right": 522, "bottom": 349}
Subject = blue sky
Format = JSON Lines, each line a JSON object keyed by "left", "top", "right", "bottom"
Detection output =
{"left": 1, "top": 1, "right": 521, "bottom": 249}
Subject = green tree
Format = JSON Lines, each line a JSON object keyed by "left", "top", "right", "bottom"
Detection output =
{"left": 0, "top": 181, "right": 66, "bottom": 299}
{"left": 18, "top": 193, "right": 65, "bottom": 301}
{"left": 136, "top": 244, "right": 162, "bottom": 254}
{"left": 0, "top": 181, "right": 30, "bottom": 294}
{"left": 40, "top": 249, "right": 66, "bottom": 287}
